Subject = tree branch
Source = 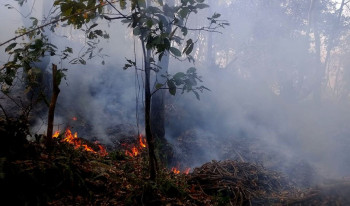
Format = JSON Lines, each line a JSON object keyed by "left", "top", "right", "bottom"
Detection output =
{"left": 105, "top": 0, "right": 129, "bottom": 18}
{"left": 0, "top": 2, "right": 107, "bottom": 47}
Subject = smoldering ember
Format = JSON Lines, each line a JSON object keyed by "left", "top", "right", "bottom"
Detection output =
{"left": 1, "top": 0, "right": 350, "bottom": 205}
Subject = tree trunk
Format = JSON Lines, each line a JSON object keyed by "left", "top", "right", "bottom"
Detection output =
{"left": 151, "top": 52, "right": 171, "bottom": 165}
{"left": 140, "top": 27, "right": 158, "bottom": 179}
{"left": 310, "top": 0, "right": 345, "bottom": 101}
{"left": 150, "top": 0, "right": 175, "bottom": 166}
{"left": 47, "top": 64, "right": 60, "bottom": 147}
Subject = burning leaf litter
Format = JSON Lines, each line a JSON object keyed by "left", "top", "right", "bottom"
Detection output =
{"left": 52, "top": 128, "right": 108, "bottom": 156}
{"left": 124, "top": 134, "right": 147, "bottom": 157}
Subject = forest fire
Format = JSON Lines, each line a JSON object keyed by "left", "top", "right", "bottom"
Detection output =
{"left": 171, "top": 167, "right": 191, "bottom": 175}
{"left": 52, "top": 129, "right": 108, "bottom": 156}
{"left": 171, "top": 167, "right": 181, "bottom": 174}
{"left": 184, "top": 168, "right": 191, "bottom": 175}
{"left": 52, "top": 130, "right": 60, "bottom": 138}
{"left": 125, "top": 134, "right": 147, "bottom": 157}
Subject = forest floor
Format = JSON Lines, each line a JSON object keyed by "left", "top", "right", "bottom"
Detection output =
{"left": 1, "top": 121, "right": 350, "bottom": 205}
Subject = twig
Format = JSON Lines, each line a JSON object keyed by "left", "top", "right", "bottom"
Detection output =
{"left": 0, "top": 2, "right": 108, "bottom": 47}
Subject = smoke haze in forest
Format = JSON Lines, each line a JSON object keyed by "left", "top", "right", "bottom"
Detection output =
{"left": 1, "top": 0, "right": 350, "bottom": 180}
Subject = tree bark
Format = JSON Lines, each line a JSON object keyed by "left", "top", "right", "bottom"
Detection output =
{"left": 140, "top": 25, "right": 158, "bottom": 179}
{"left": 47, "top": 64, "right": 60, "bottom": 146}
{"left": 150, "top": 0, "right": 175, "bottom": 166}
{"left": 145, "top": 50, "right": 159, "bottom": 180}
{"left": 309, "top": 0, "right": 346, "bottom": 101}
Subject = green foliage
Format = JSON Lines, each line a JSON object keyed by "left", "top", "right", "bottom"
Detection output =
{"left": 1, "top": 35, "right": 57, "bottom": 93}
{"left": 123, "top": 59, "right": 137, "bottom": 70}
{"left": 54, "top": 0, "right": 105, "bottom": 29}
{"left": 45, "top": 0, "right": 227, "bottom": 99}
{"left": 156, "top": 67, "right": 209, "bottom": 100}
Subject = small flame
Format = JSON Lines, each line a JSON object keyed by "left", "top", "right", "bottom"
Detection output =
{"left": 72, "top": 117, "right": 77, "bottom": 121}
{"left": 171, "top": 167, "right": 181, "bottom": 174}
{"left": 171, "top": 166, "right": 191, "bottom": 175}
{"left": 125, "top": 146, "right": 139, "bottom": 157}
{"left": 139, "top": 134, "right": 147, "bottom": 148}
{"left": 52, "top": 128, "right": 108, "bottom": 156}
{"left": 97, "top": 144, "right": 108, "bottom": 156}
{"left": 184, "top": 168, "right": 191, "bottom": 175}
{"left": 124, "top": 134, "right": 147, "bottom": 157}
{"left": 52, "top": 130, "right": 60, "bottom": 138}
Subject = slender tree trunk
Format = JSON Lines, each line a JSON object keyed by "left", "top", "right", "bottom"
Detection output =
{"left": 140, "top": 0, "right": 158, "bottom": 181}
{"left": 47, "top": 64, "right": 60, "bottom": 147}
{"left": 313, "top": 27, "right": 322, "bottom": 101}
{"left": 151, "top": 51, "right": 171, "bottom": 165}
{"left": 141, "top": 33, "right": 158, "bottom": 179}
{"left": 150, "top": 0, "right": 175, "bottom": 166}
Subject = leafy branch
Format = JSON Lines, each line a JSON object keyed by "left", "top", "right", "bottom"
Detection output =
{"left": 0, "top": 1, "right": 110, "bottom": 47}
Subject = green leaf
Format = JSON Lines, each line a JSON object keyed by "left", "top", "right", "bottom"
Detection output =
{"left": 64, "top": 47, "right": 73, "bottom": 53}
{"left": 181, "top": 27, "right": 188, "bottom": 36}
{"left": 155, "top": 83, "right": 163, "bottom": 89}
{"left": 89, "top": 23, "right": 98, "bottom": 31}
{"left": 121, "top": 19, "right": 131, "bottom": 24}
{"left": 79, "top": 58, "right": 86, "bottom": 65}
{"left": 173, "top": 72, "right": 186, "bottom": 79}
{"left": 30, "top": 17, "right": 38, "bottom": 26}
{"left": 185, "top": 43, "right": 193, "bottom": 55}
{"left": 212, "top": 13, "right": 221, "bottom": 19}
{"left": 167, "top": 80, "right": 176, "bottom": 95}
{"left": 187, "top": 67, "right": 196, "bottom": 73}
{"left": 193, "top": 90, "right": 200, "bottom": 100}
{"left": 120, "top": 0, "right": 126, "bottom": 9}
{"left": 94, "top": 30, "right": 103, "bottom": 36}
{"left": 196, "top": 3, "right": 209, "bottom": 9}
{"left": 183, "top": 39, "right": 194, "bottom": 55}
{"left": 179, "top": 7, "right": 189, "bottom": 18}
{"left": 146, "top": 19, "right": 153, "bottom": 28}
{"left": 170, "top": 47, "right": 182, "bottom": 57}
{"left": 123, "top": 64, "right": 132, "bottom": 70}
{"left": 133, "top": 27, "right": 141, "bottom": 35}
{"left": 5, "top": 43, "right": 17, "bottom": 52}
{"left": 173, "top": 72, "right": 186, "bottom": 85}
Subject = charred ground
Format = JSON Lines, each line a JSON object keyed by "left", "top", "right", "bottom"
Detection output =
{"left": 1, "top": 118, "right": 350, "bottom": 206}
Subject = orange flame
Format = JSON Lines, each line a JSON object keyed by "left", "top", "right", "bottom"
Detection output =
{"left": 171, "top": 166, "right": 191, "bottom": 175}
{"left": 139, "top": 134, "right": 147, "bottom": 148}
{"left": 125, "top": 146, "right": 139, "bottom": 157}
{"left": 63, "top": 129, "right": 96, "bottom": 152}
{"left": 52, "top": 129, "right": 108, "bottom": 156}
{"left": 124, "top": 134, "right": 147, "bottom": 157}
{"left": 184, "top": 168, "right": 191, "bottom": 175}
{"left": 171, "top": 167, "right": 181, "bottom": 174}
{"left": 97, "top": 144, "right": 108, "bottom": 156}
{"left": 52, "top": 130, "right": 60, "bottom": 138}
